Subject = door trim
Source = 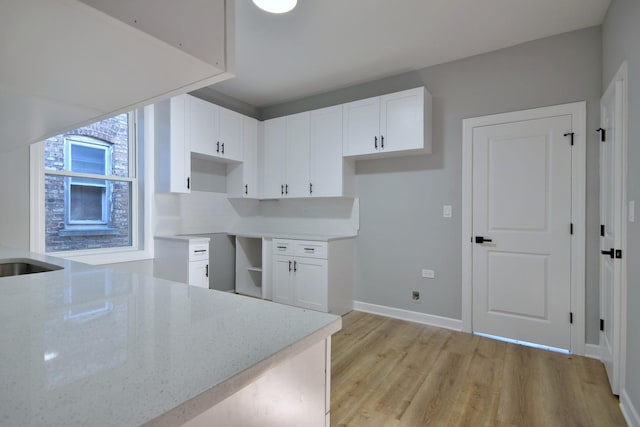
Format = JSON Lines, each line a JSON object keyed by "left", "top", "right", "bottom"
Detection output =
{"left": 461, "top": 102, "right": 587, "bottom": 355}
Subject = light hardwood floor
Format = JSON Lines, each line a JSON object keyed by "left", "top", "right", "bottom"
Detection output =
{"left": 331, "top": 311, "right": 626, "bottom": 427}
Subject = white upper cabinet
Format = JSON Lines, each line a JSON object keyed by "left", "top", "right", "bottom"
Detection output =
{"left": 343, "top": 87, "right": 431, "bottom": 158}
{"left": 309, "top": 105, "right": 355, "bottom": 197}
{"left": 155, "top": 95, "right": 191, "bottom": 194}
{"left": 263, "top": 118, "right": 287, "bottom": 198}
{"left": 188, "top": 96, "right": 243, "bottom": 162}
{"left": 228, "top": 117, "right": 259, "bottom": 198}
{"left": 284, "top": 112, "right": 311, "bottom": 198}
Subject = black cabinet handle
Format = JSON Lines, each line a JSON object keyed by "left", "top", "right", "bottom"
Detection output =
{"left": 244, "top": 184, "right": 248, "bottom": 195}
{"left": 381, "top": 135, "right": 384, "bottom": 149}
{"left": 374, "top": 136, "right": 378, "bottom": 149}
{"left": 304, "top": 248, "right": 315, "bottom": 252}
{"left": 310, "top": 183, "right": 313, "bottom": 194}
{"left": 194, "top": 249, "right": 207, "bottom": 253}
{"left": 187, "top": 177, "right": 190, "bottom": 189}
{"left": 293, "top": 260, "right": 297, "bottom": 272}
{"left": 285, "top": 184, "right": 288, "bottom": 194}
{"left": 596, "top": 128, "right": 606, "bottom": 142}
{"left": 288, "top": 260, "right": 292, "bottom": 272}
{"left": 277, "top": 246, "right": 287, "bottom": 250}
{"left": 281, "top": 184, "right": 284, "bottom": 195}
{"left": 205, "top": 264, "right": 209, "bottom": 278}
{"left": 601, "top": 248, "right": 614, "bottom": 258}
{"left": 221, "top": 143, "right": 225, "bottom": 154}
{"left": 216, "top": 141, "right": 220, "bottom": 153}
{"left": 475, "top": 236, "right": 493, "bottom": 244}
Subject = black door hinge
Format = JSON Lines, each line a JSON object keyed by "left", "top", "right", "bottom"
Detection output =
{"left": 570, "top": 223, "right": 574, "bottom": 235}
{"left": 564, "top": 132, "right": 575, "bottom": 146}
{"left": 601, "top": 224, "right": 605, "bottom": 237}
{"left": 600, "top": 318, "right": 605, "bottom": 331}
{"left": 570, "top": 312, "right": 574, "bottom": 324}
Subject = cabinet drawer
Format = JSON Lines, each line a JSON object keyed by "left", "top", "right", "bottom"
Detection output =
{"left": 293, "top": 240, "right": 327, "bottom": 259}
{"left": 272, "top": 239, "right": 293, "bottom": 255}
{"left": 189, "top": 243, "right": 209, "bottom": 261}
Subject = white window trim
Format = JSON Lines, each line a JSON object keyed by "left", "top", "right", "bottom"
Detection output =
{"left": 30, "top": 108, "right": 154, "bottom": 265}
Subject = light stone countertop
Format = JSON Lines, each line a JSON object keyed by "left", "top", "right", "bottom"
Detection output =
{"left": 0, "top": 247, "right": 341, "bottom": 427}
{"left": 229, "top": 230, "right": 357, "bottom": 241}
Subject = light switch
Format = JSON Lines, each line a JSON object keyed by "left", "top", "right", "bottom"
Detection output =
{"left": 630, "top": 200, "right": 635, "bottom": 223}
{"left": 443, "top": 205, "right": 452, "bottom": 218}
{"left": 422, "top": 269, "right": 435, "bottom": 279}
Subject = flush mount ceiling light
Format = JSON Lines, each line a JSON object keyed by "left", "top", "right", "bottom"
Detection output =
{"left": 252, "top": 0, "right": 297, "bottom": 14}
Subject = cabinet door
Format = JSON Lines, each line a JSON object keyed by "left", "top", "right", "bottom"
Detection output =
{"left": 285, "top": 112, "right": 310, "bottom": 197}
{"left": 242, "top": 116, "right": 258, "bottom": 197}
{"left": 309, "top": 105, "right": 343, "bottom": 197}
{"left": 380, "top": 88, "right": 424, "bottom": 153}
{"left": 272, "top": 255, "right": 294, "bottom": 305}
{"left": 218, "top": 106, "right": 243, "bottom": 161}
{"left": 293, "top": 257, "right": 328, "bottom": 312}
{"left": 188, "top": 260, "right": 209, "bottom": 288}
{"left": 189, "top": 96, "right": 218, "bottom": 156}
{"left": 155, "top": 95, "right": 190, "bottom": 193}
{"left": 342, "top": 96, "right": 380, "bottom": 157}
{"left": 263, "top": 117, "right": 287, "bottom": 198}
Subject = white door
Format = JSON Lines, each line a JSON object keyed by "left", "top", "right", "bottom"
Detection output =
{"left": 472, "top": 115, "right": 573, "bottom": 350}
{"left": 285, "top": 112, "right": 310, "bottom": 197}
{"left": 188, "top": 261, "right": 209, "bottom": 289}
{"left": 242, "top": 117, "right": 258, "bottom": 198}
{"left": 218, "top": 106, "right": 243, "bottom": 161}
{"left": 188, "top": 96, "right": 217, "bottom": 156}
{"left": 380, "top": 88, "right": 423, "bottom": 153}
{"left": 599, "top": 74, "right": 625, "bottom": 394}
{"left": 262, "top": 117, "right": 287, "bottom": 198}
{"left": 342, "top": 96, "right": 380, "bottom": 156}
{"left": 272, "top": 255, "right": 294, "bottom": 305}
{"left": 293, "top": 257, "right": 327, "bottom": 312}
{"left": 309, "top": 105, "right": 343, "bottom": 197}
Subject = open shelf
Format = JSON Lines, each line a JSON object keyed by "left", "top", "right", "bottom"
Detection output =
{"left": 235, "top": 236, "right": 263, "bottom": 298}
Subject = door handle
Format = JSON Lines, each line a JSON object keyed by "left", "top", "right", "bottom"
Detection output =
{"left": 475, "top": 236, "right": 493, "bottom": 244}
{"left": 285, "top": 184, "right": 289, "bottom": 195}
{"left": 244, "top": 184, "right": 248, "bottom": 195}
{"left": 221, "top": 143, "right": 225, "bottom": 154}
{"left": 293, "top": 260, "right": 297, "bottom": 272}
{"left": 205, "top": 264, "right": 209, "bottom": 278}
{"left": 381, "top": 135, "right": 384, "bottom": 149}
{"left": 281, "top": 184, "right": 284, "bottom": 195}
{"left": 288, "top": 260, "right": 292, "bottom": 272}
{"left": 601, "top": 248, "right": 614, "bottom": 258}
{"left": 217, "top": 141, "right": 220, "bottom": 153}
{"left": 374, "top": 136, "right": 378, "bottom": 149}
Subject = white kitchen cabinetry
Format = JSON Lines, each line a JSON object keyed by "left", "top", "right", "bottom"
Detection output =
{"left": 342, "top": 87, "right": 431, "bottom": 158}
{"left": 262, "top": 113, "right": 310, "bottom": 198}
{"left": 309, "top": 105, "right": 355, "bottom": 197}
{"left": 154, "top": 237, "right": 210, "bottom": 288}
{"left": 228, "top": 117, "right": 259, "bottom": 198}
{"left": 271, "top": 238, "right": 354, "bottom": 315}
{"left": 155, "top": 95, "right": 191, "bottom": 193}
{"left": 189, "top": 95, "right": 243, "bottom": 162}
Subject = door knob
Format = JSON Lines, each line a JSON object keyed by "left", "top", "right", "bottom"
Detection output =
{"left": 601, "top": 248, "right": 614, "bottom": 258}
{"left": 475, "top": 236, "right": 493, "bottom": 244}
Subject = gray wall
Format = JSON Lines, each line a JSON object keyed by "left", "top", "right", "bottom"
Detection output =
{"left": 602, "top": 0, "right": 640, "bottom": 412}
{"left": 262, "top": 27, "right": 603, "bottom": 343}
{"left": 0, "top": 145, "right": 30, "bottom": 249}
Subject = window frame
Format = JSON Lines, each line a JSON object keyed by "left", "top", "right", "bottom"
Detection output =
{"left": 30, "top": 108, "right": 154, "bottom": 265}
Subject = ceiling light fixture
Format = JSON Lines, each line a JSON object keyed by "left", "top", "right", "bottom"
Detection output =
{"left": 252, "top": 0, "right": 297, "bottom": 14}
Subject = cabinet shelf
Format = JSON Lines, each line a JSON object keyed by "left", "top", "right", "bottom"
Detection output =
{"left": 247, "top": 267, "right": 263, "bottom": 273}
{"left": 235, "top": 236, "right": 263, "bottom": 298}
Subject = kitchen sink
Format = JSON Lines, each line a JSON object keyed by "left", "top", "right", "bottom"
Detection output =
{"left": 0, "top": 259, "right": 63, "bottom": 277}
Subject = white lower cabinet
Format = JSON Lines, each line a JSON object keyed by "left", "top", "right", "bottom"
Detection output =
{"left": 154, "top": 237, "right": 210, "bottom": 288}
{"left": 271, "top": 238, "right": 353, "bottom": 315}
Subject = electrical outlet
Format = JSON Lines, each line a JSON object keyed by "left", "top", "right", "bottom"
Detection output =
{"left": 412, "top": 291, "right": 420, "bottom": 301}
{"left": 422, "top": 269, "right": 435, "bottom": 279}
{"left": 443, "top": 205, "right": 452, "bottom": 218}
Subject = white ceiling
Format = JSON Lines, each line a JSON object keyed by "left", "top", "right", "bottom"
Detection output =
{"left": 212, "top": 0, "right": 610, "bottom": 108}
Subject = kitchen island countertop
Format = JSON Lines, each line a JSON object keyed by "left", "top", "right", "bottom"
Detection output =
{"left": 0, "top": 247, "right": 341, "bottom": 426}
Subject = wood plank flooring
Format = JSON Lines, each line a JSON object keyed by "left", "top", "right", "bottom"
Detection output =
{"left": 331, "top": 311, "right": 626, "bottom": 427}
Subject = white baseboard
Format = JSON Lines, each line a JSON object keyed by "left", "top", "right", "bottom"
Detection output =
{"left": 353, "top": 301, "right": 463, "bottom": 331}
{"left": 621, "top": 389, "right": 640, "bottom": 427}
{"left": 584, "top": 343, "right": 602, "bottom": 360}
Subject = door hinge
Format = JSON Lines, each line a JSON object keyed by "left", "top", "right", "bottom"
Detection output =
{"left": 570, "top": 223, "right": 574, "bottom": 235}
{"left": 600, "top": 318, "right": 605, "bottom": 331}
{"left": 601, "top": 224, "right": 605, "bottom": 237}
{"left": 564, "top": 132, "right": 575, "bottom": 146}
{"left": 616, "top": 249, "right": 622, "bottom": 259}
{"left": 570, "top": 312, "right": 574, "bottom": 324}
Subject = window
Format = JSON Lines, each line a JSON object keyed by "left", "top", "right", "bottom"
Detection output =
{"left": 36, "top": 112, "right": 139, "bottom": 254}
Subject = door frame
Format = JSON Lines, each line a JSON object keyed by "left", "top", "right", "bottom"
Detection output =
{"left": 461, "top": 102, "right": 587, "bottom": 355}
{"left": 601, "top": 61, "right": 628, "bottom": 393}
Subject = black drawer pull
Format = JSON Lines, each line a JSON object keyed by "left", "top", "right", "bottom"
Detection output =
{"left": 193, "top": 249, "right": 207, "bottom": 253}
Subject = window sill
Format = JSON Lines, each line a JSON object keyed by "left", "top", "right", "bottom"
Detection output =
{"left": 58, "top": 227, "right": 120, "bottom": 237}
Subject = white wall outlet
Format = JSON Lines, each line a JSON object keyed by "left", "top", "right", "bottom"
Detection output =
{"left": 422, "top": 269, "right": 435, "bottom": 279}
{"left": 629, "top": 200, "right": 635, "bottom": 223}
{"left": 443, "top": 205, "right": 452, "bottom": 218}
